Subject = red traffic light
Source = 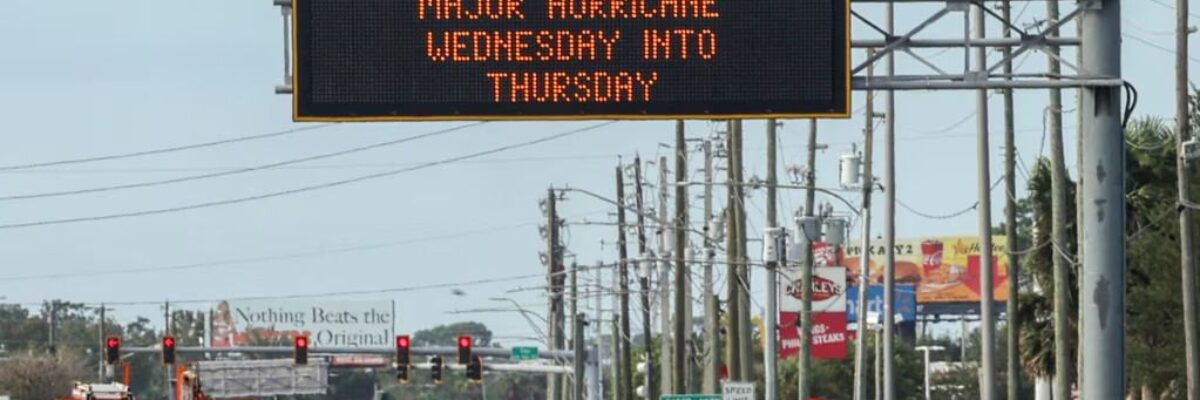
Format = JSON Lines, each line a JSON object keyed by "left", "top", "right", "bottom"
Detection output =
{"left": 294, "top": 336, "right": 310, "bottom": 365}
{"left": 396, "top": 335, "right": 411, "bottom": 366}
{"left": 457, "top": 336, "right": 472, "bottom": 364}
{"left": 162, "top": 336, "right": 177, "bottom": 364}
{"left": 105, "top": 336, "right": 120, "bottom": 365}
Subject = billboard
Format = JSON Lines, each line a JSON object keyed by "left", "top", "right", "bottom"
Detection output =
{"left": 211, "top": 300, "right": 394, "bottom": 348}
{"left": 839, "top": 236, "right": 1010, "bottom": 304}
{"left": 291, "top": 0, "right": 850, "bottom": 121}
{"left": 846, "top": 284, "right": 917, "bottom": 324}
{"left": 779, "top": 265, "right": 848, "bottom": 360}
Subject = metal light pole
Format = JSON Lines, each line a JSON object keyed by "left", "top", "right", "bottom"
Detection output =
{"left": 882, "top": 3, "right": 898, "bottom": 397}
{"left": 915, "top": 346, "right": 945, "bottom": 400}
{"left": 1079, "top": 0, "right": 1125, "bottom": 397}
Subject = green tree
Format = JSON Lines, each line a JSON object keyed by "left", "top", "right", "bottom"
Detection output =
{"left": 0, "top": 351, "right": 89, "bottom": 400}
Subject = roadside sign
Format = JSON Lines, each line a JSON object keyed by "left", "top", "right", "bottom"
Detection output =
{"left": 721, "top": 381, "right": 755, "bottom": 400}
{"left": 292, "top": 0, "right": 850, "bottom": 121}
{"left": 660, "top": 395, "right": 720, "bottom": 400}
{"left": 511, "top": 346, "right": 539, "bottom": 361}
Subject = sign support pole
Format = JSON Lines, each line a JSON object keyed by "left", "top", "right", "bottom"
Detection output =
{"left": 1080, "top": 0, "right": 1125, "bottom": 397}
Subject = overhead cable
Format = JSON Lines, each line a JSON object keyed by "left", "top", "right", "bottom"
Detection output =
{"left": 0, "top": 124, "right": 335, "bottom": 171}
{"left": 0, "top": 123, "right": 484, "bottom": 201}
{"left": 0, "top": 122, "right": 615, "bottom": 230}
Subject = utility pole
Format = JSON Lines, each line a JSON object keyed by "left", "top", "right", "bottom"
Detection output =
{"left": 98, "top": 304, "right": 106, "bottom": 380}
{"left": 1045, "top": 2, "right": 1071, "bottom": 399}
{"left": 571, "top": 263, "right": 584, "bottom": 400}
{"left": 570, "top": 263, "right": 580, "bottom": 399}
{"left": 594, "top": 261, "right": 606, "bottom": 400}
{"left": 1178, "top": 0, "right": 1199, "bottom": 392}
{"left": 164, "top": 300, "right": 173, "bottom": 400}
{"left": 734, "top": 120, "right": 754, "bottom": 383}
{"left": 800, "top": 119, "right": 819, "bottom": 400}
{"left": 616, "top": 165, "right": 634, "bottom": 400}
{"left": 633, "top": 158, "right": 657, "bottom": 400}
{"left": 1001, "top": 1, "right": 1021, "bottom": 398}
{"left": 1080, "top": 0, "right": 1124, "bottom": 397}
{"left": 973, "top": 4, "right": 997, "bottom": 400}
{"left": 47, "top": 302, "right": 57, "bottom": 354}
{"left": 854, "top": 48, "right": 877, "bottom": 400}
{"left": 612, "top": 265, "right": 624, "bottom": 400}
{"left": 724, "top": 120, "right": 743, "bottom": 383}
{"left": 658, "top": 155, "right": 673, "bottom": 396}
{"left": 882, "top": 2, "right": 897, "bottom": 399}
{"left": 764, "top": 118, "right": 781, "bottom": 400}
{"left": 702, "top": 138, "right": 720, "bottom": 394}
{"left": 673, "top": 121, "right": 689, "bottom": 394}
{"left": 547, "top": 189, "right": 564, "bottom": 400}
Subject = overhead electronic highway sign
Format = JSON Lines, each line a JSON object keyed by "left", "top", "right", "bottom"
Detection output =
{"left": 292, "top": 0, "right": 850, "bottom": 121}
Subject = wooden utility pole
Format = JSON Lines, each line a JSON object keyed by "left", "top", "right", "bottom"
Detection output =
{"left": 1177, "top": 0, "right": 1199, "bottom": 394}
{"left": 616, "top": 166, "right": 634, "bottom": 400}
{"left": 972, "top": 5, "right": 997, "bottom": 399}
{"left": 702, "top": 139, "right": 720, "bottom": 393}
{"left": 853, "top": 48, "right": 877, "bottom": 400}
{"left": 657, "top": 155, "right": 673, "bottom": 396}
{"left": 673, "top": 121, "right": 689, "bottom": 394}
{"left": 1001, "top": 1, "right": 1021, "bottom": 398}
{"left": 800, "top": 119, "right": 819, "bottom": 400}
{"left": 733, "top": 120, "right": 754, "bottom": 382}
{"left": 633, "top": 157, "right": 657, "bottom": 400}
{"left": 1045, "top": 3, "right": 1071, "bottom": 400}
{"left": 546, "top": 189, "right": 563, "bottom": 400}
{"left": 724, "top": 121, "right": 743, "bottom": 383}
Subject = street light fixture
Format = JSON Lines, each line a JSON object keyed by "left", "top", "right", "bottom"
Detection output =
{"left": 914, "top": 345, "right": 946, "bottom": 400}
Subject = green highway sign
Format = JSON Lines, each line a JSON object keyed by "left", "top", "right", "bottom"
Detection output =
{"left": 660, "top": 396, "right": 720, "bottom": 400}
{"left": 511, "top": 347, "right": 539, "bottom": 361}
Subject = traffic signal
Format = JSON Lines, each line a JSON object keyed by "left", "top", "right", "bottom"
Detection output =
{"left": 466, "top": 355, "right": 483, "bottom": 382}
{"left": 293, "top": 336, "right": 310, "bottom": 365}
{"left": 396, "top": 364, "right": 410, "bottom": 384}
{"left": 161, "top": 336, "right": 177, "bottom": 364}
{"left": 395, "top": 335, "right": 410, "bottom": 366}
{"left": 104, "top": 336, "right": 120, "bottom": 365}
{"left": 456, "top": 336, "right": 472, "bottom": 365}
{"left": 430, "top": 356, "right": 444, "bottom": 384}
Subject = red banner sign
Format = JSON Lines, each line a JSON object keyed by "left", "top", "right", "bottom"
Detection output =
{"left": 779, "top": 311, "right": 848, "bottom": 360}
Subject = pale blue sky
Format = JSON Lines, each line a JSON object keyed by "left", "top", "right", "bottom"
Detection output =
{"left": 0, "top": 0, "right": 1192, "bottom": 346}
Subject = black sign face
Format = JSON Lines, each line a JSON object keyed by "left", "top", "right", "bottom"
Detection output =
{"left": 292, "top": 0, "right": 849, "bottom": 121}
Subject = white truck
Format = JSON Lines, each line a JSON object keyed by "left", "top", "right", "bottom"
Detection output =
{"left": 69, "top": 382, "right": 134, "bottom": 400}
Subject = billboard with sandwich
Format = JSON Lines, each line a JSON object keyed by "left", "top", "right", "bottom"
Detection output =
{"left": 839, "top": 236, "right": 1010, "bottom": 304}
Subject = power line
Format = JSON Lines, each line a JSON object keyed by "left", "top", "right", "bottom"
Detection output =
{"left": 895, "top": 177, "right": 1005, "bottom": 220}
{"left": 1146, "top": 0, "right": 1200, "bottom": 19}
{"left": 0, "top": 214, "right": 614, "bottom": 282}
{"left": 1124, "top": 32, "right": 1200, "bottom": 64}
{"left": 0, "top": 122, "right": 616, "bottom": 230}
{"left": 0, "top": 124, "right": 335, "bottom": 171}
{"left": 0, "top": 154, "right": 621, "bottom": 175}
{"left": 41, "top": 262, "right": 620, "bottom": 307}
{"left": 0, "top": 123, "right": 484, "bottom": 201}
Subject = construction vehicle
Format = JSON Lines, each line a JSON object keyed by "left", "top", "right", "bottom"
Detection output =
{"left": 69, "top": 382, "right": 134, "bottom": 400}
